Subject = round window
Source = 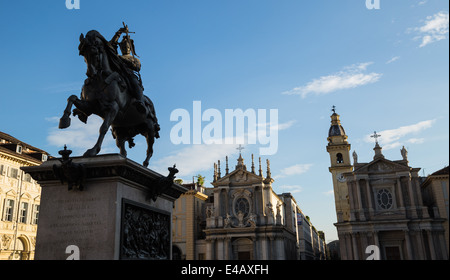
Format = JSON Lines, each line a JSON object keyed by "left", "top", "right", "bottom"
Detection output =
{"left": 377, "top": 189, "right": 393, "bottom": 210}
{"left": 234, "top": 197, "right": 250, "bottom": 218}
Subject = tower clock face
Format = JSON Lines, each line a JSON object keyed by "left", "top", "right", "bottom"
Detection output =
{"left": 337, "top": 173, "right": 346, "bottom": 183}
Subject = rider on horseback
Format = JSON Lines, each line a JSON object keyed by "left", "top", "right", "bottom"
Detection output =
{"left": 110, "top": 27, "right": 145, "bottom": 112}
{"left": 110, "top": 25, "right": 160, "bottom": 138}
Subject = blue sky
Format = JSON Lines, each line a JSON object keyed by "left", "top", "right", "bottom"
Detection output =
{"left": 1, "top": 0, "right": 448, "bottom": 242}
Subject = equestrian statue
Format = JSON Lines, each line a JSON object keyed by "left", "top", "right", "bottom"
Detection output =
{"left": 58, "top": 23, "right": 160, "bottom": 167}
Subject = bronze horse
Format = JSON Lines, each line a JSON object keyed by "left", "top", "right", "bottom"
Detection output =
{"left": 58, "top": 30, "right": 159, "bottom": 167}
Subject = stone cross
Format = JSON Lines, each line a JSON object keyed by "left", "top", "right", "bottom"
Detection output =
{"left": 370, "top": 131, "right": 381, "bottom": 144}
{"left": 237, "top": 144, "right": 245, "bottom": 155}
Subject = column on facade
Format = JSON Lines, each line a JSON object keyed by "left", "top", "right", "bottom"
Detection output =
{"left": 426, "top": 230, "right": 437, "bottom": 260}
{"left": 261, "top": 237, "right": 268, "bottom": 260}
{"left": 415, "top": 231, "right": 426, "bottom": 260}
{"left": 348, "top": 182, "right": 357, "bottom": 221}
{"left": 413, "top": 176, "right": 429, "bottom": 218}
{"left": 406, "top": 176, "right": 418, "bottom": 218}
{"left": 359, "top": 232, "right": 368, "bottom": 259}
{"left": 404, "top": 230, "right": 414, "bottom": 260}
{"left": 206, "top": 238, "right": 215, "bottom": 260}
{"left": 252, "top": 236, "right": 258, "bottom": 260}
{"left": 396, "top": 178, "right": 405, "bottom": 210}
{"left": 338, "top": 232, "right": 348, "bottom": 260}
{"left": 217, "top": 237, "right": 225, "bottom": 260}
{"left": 356, "top": 179, "right": 366, "bottom": 221}
{"left": 351, "top": 233, "right": 359, "bottom": 260}
{"left": 269, "top": 236, "right": 275, "bottom": 259}
{"left": 276, "top": 236, "right": 285, "bottom": 260}
{"left": 373, "top": 230, "right": 380, "bottom": 259}
{"left": 224, "top": 237, "right": 231, "bottom": 260}
{"left": 363, "top": 179, "right": 374, "bottom": 215}
{"left": 438, "top": 231, "right": 448, "bottom": 259}
{"left": 345, "top": 232, "right": 353, "bottom": 260}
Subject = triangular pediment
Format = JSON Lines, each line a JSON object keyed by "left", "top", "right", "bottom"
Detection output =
{"left": 354, "top": 158, "right": 410, "bottom": 174}
{"left": 212, "top": 167, "right": 264, "bottom": 187}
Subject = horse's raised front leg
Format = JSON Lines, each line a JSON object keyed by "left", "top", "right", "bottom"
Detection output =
{"left": 59, "top": 95, "right": 78, "bottom": 129}
{"left": 83, "top": 104, "right": 119, "bottom": 157}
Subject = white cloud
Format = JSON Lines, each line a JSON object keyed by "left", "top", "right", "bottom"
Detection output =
{"left": 276, "top": 120, "right": 296, "bottom": 131}
{"left": 278, "top": 185, "right": 303, "bottom": 194}
{"left": 323, "top": 189, "right": 334, "bottom": 196}
{"left": 282, "top": 62, "right": 382, "bottom": 98}
{"left": 46, "top": 115, "right": 116, "bottom": 156}
{"left": 255, "top": 119, "right": 296, "bottom": 132}
{"left": 386, "top": 56, "right": 400, "bottom": 64}
{"left": 364, "top": 119, "right": 436, "bottom": 150}
{"left": 412, "top": 11, "right": 449, "bottom": 47}
{"left": 149, "top": 143, "right": 239, "bottom": 178}
{"left": 407, "top": 138, "right": 425, "bottom": 144}
{"left": 418, "top": 0, "right": 428, "bottom": 6}
{"left": 274, "top": 163, "right": 313, "bottom": 179}
{"left": 411, "top": 0, "right": 428, "bottom": 8}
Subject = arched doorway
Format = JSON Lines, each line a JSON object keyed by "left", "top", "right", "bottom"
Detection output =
{"left": 172, "top": 245, "right": 183, "bottom": 260}
{"left": 232, "top": 238, "right": 253, "bottom": 260}
{"left": 10, "top": 237, "right": 29, "bottom": 260}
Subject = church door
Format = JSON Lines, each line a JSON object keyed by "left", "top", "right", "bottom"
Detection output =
{"left": 238, "top": 251, "right": 251, "bottom": 260}
{"left": 385, "top": 246, "right": 402, "bottom": 260}
{"left": 232, "top": 238, "right": 253, "bottom": 260}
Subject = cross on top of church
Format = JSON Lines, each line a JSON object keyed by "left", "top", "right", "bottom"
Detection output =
{"left": 331, "top": 105, "right": 336, "bottom": 114}
{"left": 237, "top": 144, "right": 245, "bottom": 155}
{"left": 370, "top": 131, "right": 381, "bottom": 144}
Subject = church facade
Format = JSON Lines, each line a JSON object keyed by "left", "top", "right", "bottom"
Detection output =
{"left": 204, "top": 154, "right": 298, "bottom": 260}
{"left": 172, "top": 153, "right": 327, "bottom": 260}
{"left": 327, "top": 110, "right": 448, "bottom": 260}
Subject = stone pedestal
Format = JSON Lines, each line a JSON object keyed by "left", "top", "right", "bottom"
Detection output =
{"left": 22, "top": 154, "right": 186, "bottom": 260}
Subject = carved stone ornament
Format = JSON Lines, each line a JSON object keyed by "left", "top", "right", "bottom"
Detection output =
{"left": 52, "top": 145, "right": 86, "bottom": 191}
{"left": 120, "top": 199, "right": 170, "bottom": 260}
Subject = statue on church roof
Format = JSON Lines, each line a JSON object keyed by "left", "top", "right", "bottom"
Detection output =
{"left": 401, "top": 146, "right": 408, "bottom": 161}
{"left": 353, "top": 150, "right": 358, "bottom": 164}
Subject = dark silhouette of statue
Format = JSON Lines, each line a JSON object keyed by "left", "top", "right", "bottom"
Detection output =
{"left": 58, "top": 24, "right": 160, "bottom": 167}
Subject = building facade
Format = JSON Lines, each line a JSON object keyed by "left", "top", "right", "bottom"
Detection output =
{"left": 172, "top": 154, "right": 327, "bottom": 260}
{"left": 421, "top": 166, "right": 449, "bottom": 256}
{"left": 296, "top": 209, "right": 327, "bottom": 260}
{"left": 0, "top": 131, "right": 49, "bottom": 260}
{"left": 172, "top": 182, "right": 209, "bottom": 260}
{"left": 327, "top": 111, "right": 448, "bottom": 260}
{"left": 205, "top": 154, "right": 298, "bottom": 260}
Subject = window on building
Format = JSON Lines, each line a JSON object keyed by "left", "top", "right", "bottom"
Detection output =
{"left": 8, "top": 167, "right": 19, "bottom": 179}
{"left": 4, "top": 199, "right": 15, "bottom": 222}
{"left": 234, "top": 197, "right": 250, "bottom": 218}
{"left": 0, "top": 164, "right": 5, "bottom": 176}
{"left": 19, "top": 202, "right": 29, "bottom": 223}
{"left": 377, "top": 189, "right": 393, "bottom": 210}
{"left": 336, "top": 153, "right": 344, "bottom": 164}
{"left": 24, "top": 173, "right": 32, "bottom": 183}
{"left": 32, "top": 204, "right": 40, "bottom": 225}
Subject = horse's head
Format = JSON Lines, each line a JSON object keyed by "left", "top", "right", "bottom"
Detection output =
{"left": 78, "top": 30, "right": 106, "bottom": 78}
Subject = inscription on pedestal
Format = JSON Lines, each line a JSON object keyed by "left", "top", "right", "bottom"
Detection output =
{"left": 120, "top": 199, "right": 171, "bottom": 260}
{"left": 38, "top": 195, "right": 109, "bottom": 258}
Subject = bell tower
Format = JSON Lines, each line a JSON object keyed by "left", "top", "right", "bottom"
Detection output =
{"left": 326, "top": 107, "right": 352, "bottom": 223}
